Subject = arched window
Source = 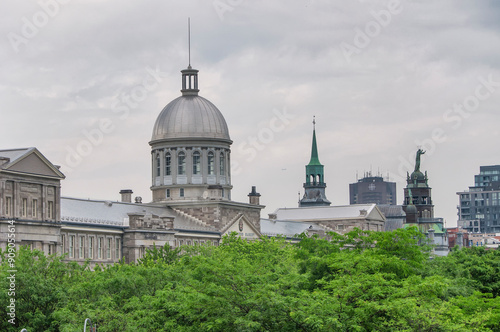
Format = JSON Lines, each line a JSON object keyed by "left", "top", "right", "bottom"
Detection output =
{"left": 193, "top": 151, "right": 201, "bottom": 175}
{"left": 219, "top": 152, "right": 225, "bottom": 176}
{"left": 207, "top": 151, "right": 214, "bottom": 175}
{"left": 156, "top": 154, "right": 161, "bottom": 177}
{"left": 178, "top": 152, "right": 186, "bottom": 175}
{"left": 165, "top": 152, "right": 171, "bottom": 176}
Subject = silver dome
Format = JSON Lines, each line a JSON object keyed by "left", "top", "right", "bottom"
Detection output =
{"left": 151, "top": 95, "right": 231, "bottom": 143}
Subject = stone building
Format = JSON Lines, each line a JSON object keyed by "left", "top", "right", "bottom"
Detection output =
{"left": 0, "top": 62, "right": 264, "bottom": 265}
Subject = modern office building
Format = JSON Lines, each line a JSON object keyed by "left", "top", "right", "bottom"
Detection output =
{"left": 349, "top": 172, "right": 397, "bottom": 205}
{"left": 457, "top": 165, "right": 500, "bottom": 233}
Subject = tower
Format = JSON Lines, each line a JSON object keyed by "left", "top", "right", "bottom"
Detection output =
{"left": 402, "top": 148, "right": 434, "bottom": 220}
{"left": 299, "top": 118, "right": 331, "bottom": 207}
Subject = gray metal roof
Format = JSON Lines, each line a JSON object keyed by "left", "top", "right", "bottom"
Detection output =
{"left": 151, "top": 95, "right": 231, "bottom": 142}
{"left": 261, "top": 218, "right": 313, "bottom": 237}
{"left": 0, "top": 147, "right": 34, "bottom": 168}
{"left": 271, "top": 204, "right": 381, "bottom": 221}
{"left": 61, "top": 197, "right": 218, "bottom": 232}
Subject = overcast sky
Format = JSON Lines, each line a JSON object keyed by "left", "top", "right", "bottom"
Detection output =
{"left": 2, "top": 0, "right": 500, "bottom": 227}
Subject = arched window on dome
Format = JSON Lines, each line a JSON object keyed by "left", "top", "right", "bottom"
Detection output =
{"left": 156, "top": 154, "right": 161, "bottom": 177}
{"left": 219, "top": 152, "right": 225, "bottom": 176}
{"left": 193, "top": 151, "right": 201, "bottom": 175}
{"left": 207, "top": 151, "right": 215, "bottom": 175}
{"left": 178, "top": 151, "right": 186, "bottom": 175}
{"left": 165, "top": 152, "right": 171, "bottom": 176}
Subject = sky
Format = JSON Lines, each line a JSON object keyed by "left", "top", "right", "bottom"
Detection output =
{"left": 2, "top": 0, "right": 500, "bottom": 227}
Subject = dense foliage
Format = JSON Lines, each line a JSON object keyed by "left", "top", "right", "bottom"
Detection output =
{"left": 1, "top": 227, "right": 500, "bottom": 331}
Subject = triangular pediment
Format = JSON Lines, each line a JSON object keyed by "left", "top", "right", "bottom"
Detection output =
{"left": 1, "top": 148, "right": 65, "bottom": 179}
{"left": 222, "top": 214, "right": 261, "bottom": 239}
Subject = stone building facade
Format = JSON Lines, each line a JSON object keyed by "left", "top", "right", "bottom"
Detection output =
{"left": 0, "top": 63, "right": 264, "bottom": 266}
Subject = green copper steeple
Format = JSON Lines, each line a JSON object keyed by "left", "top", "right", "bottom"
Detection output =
{"left": 305, "top": 117, "right": 324, "bottom": 185}
{"left": 299, "top": 117, "right": 331, "bottom": 207}
{"left": 308, "top": 124, "right": 322, "bottom": 166}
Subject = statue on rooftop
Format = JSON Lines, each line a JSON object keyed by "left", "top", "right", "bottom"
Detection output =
{"left": 414, "top": 148, "right": 425, "bottom": 172}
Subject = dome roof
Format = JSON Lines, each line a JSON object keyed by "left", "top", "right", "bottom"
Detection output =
{"left": 151, "top": 95, "right": 231, "bottom": 143}
{"left": 410, "top": 171, "right": 425, "bottom": 181}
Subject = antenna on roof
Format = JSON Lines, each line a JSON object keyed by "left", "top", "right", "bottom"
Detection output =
{"left": 188, "top": 17, "right": 191, "bottom": 69}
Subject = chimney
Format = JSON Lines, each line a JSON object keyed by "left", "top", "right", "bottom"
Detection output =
{"left": 119, "top": 189, "right": 133, "bottom": 203}
{"left": 248, "top": 186, "right": 261, "bottom": 205}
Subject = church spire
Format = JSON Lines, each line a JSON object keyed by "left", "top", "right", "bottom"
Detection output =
{"left": 299, "top": 117, "right": 331, "bottom": 207}
{"left": 308, "top": 116, "right": 321, "bottom": 166}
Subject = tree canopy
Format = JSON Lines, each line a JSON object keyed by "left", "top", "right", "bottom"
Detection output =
{"left": 1, "top": 227, "right": 500, "bottom": 331}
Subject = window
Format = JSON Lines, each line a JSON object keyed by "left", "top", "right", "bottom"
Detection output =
{"left": 193, "top": 151, "right": 201, "bottom": 175}
{"left": 48, "top": 201, "right": 54, "bottom": 219}
{"left": 5, "top": 197, "right": 12, "bottom": 216}
{"left": 178, "top": 152, "right": 186, "bottom": 175}
{"left": 166, "top": 188, "right": 170, "bottom": 198}
{"left": 115, "top": 238, "right": 120, "bottom": 260}
{"left": 69, "top": 235, "right": 75, "bottom": 258}
{"left": 207, "top": 152, "right": 214, "bottom": 175}
{"left": 22, "top": 198, "right": 27, "bottom": 217}
{"left": 220, "top": 153, "right": 225, "bottom": 175}
{"left": 79, "top": 236, "right": 84, "bottom": 258}
{"left": 107, "top": 238, "right": 111, "bottom": 259}
{"left": 156, "top": 154, "right": 161, "bottom": 177}
{"left": 165, "top": 152, "right": 171, "bottom": 175}
{"left": 32, "top": 199, "right": 37, "bottom": 218}
{"left": 61, "top": 235, "right": 66, "bottom": 254}
{"left": 89, "top": 237, "right": 94, "bottom": 258}
{"left": 98, "top": 238, "right": 103, "bottom": 259}
{"left": 180, "top": 188, "right": 185, "bottom": 197}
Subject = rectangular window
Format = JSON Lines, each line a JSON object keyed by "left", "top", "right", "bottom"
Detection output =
{"left": 165, "top": 153, "right": 171, "bottom": 175}
{"left": 219, "top": 153, "right": 225, "bottom": 175}
{"left": 61, "top": 234, "right": 66, "bottom": 254}
{"left": 5, "top": 197, "right": 12, "bottom": 216}
{"left": 180, "top": 188, "right": 184, "bottom": 197}
{"left": 193, "top": 152, "right": 201, "bottom": 175}
{"left": 89, "top": 237, "right": 94, "bottom": 259}
{"left": 107, "top": 238, "right": 111, "bottom": 259}
{"left": 69, "top": 235, "right": 75, "bottom": 258}
{"left": 156, "top": 155, "right": 161, "bottom": 177}
{"left": 32, "top": 199, "right": 37, "bottom": 218}
{"left": 207, "top": 152, "right": 214, "bottom": 175}
{"left": 22, "top": 198, "right": 27, "bottom": 217}
{"left": 79, "top": 236, "right": 84, "bottom": 259}
{"left": 48, "top": 201, "right": 54, "bottom": 219}
{"left": 98, "top": 238, "right": 103, "bottom": 259}
{"left": 115, "top": 238, "right": 120, "bottom": 260}
{"left": 166, "top": 188, "right": 170, "bottom": 198}
{"left": 178, "top": 152, "right": 186, "bottom": 175}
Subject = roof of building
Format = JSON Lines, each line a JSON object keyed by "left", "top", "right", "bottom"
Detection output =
{"left": 271, "top": 204, "right": 385, "bottom": 222}
{"left": 0, "top": 147, "right": 65, "bottom": 179}
{"left": 61, "top": 197, "right": 218, "bottom": 232}
{"left": 150, "top": 67, "right": 231, "bottom": 143}
{"left": 260, "top": 218, "right": 313, "bottom": 237}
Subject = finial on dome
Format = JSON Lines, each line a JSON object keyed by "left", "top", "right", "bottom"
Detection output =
{"left": 181, "top": 18, "right": 199, "bottom": 96}
{"left": 188, "top": 17, "right": 191, "bottom": 69}
{"left": 313, "top": 115, "right": 316, "bottom": 130}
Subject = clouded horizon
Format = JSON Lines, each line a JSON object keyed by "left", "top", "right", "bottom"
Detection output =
{"left": 2, "top": 0, "right": 500, "bottom": 227}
